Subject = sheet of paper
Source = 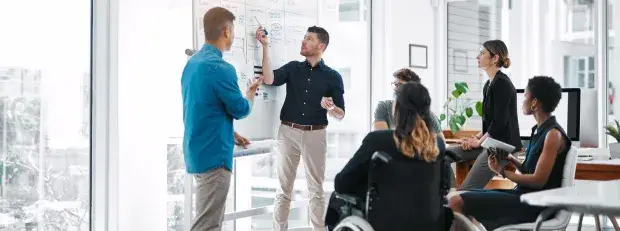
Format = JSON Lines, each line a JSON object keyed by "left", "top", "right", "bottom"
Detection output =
{"left": 246, "top": 5, "right": 267, "bottom": 66}
{"left": 285, "top": 0, "right": 318, "bottom": 17}
{"left": 284, "top": 12, "right": 316, "bottom": 39}
{"left": 247, "top": 0, "right": 284, "bottom": 11}
{"left": 318, "top": 0, "right": 339, "bottom": 32}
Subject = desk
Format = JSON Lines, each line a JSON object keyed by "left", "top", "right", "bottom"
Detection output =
{"left": 521, "top": 180, "right": 620, "bottom": 231}
{"left": 576, "top": 159, "right": 620, "bottom": 180}
{"left": 233, "top": 139, "right": 276, "bottom": 157}
{"left": 455, "top": 155, "right": 620, "bottom": 188}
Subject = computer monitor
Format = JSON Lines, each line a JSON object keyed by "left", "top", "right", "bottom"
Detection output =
{"left": 516, "top": 88, "right": 580, "bottom": 141}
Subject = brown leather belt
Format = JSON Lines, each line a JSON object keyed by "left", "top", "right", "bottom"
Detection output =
{"left": 281, "top": 121, "right": 326, "bottom": 131}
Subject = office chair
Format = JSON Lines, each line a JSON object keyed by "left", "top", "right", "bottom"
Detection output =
{"left": 492, "top": 146, "right": 579, "bottom": 231}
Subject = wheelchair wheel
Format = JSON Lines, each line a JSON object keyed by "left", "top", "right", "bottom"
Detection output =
{"left": 333, "top": 216, "right": 375, "bottom": 231}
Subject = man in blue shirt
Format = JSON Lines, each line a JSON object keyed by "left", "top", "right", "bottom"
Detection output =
{"left": 256, "top": 26, "right": 345, "bottom": 231}
{"left": 181, "top": 7, "right": 262, "bottom": 231}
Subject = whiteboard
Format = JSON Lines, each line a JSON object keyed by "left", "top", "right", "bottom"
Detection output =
{"left": 192, "top": 0, "right": 319, "bottom": 140}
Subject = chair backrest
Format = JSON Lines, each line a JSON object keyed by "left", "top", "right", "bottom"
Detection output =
{"left": 552, "top": 145, "right": 579, "bottom": 227}
{"left": 369, "top": 151, "right": 444, "bottom": 230}
{"left": 562, "top": 146, "right": 579, "bottom": 187}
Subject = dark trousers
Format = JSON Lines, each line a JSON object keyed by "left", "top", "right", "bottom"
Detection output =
{"left": 445, "top": 147, "right": 496, "bottom": 190}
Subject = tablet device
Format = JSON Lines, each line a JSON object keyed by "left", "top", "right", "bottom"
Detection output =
{"left": 481, "top": 137, "right": 516, "bottom": 153}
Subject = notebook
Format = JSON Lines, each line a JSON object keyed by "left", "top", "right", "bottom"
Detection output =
{"left": 481, "top": 137, "right": 516, "bottom": 153}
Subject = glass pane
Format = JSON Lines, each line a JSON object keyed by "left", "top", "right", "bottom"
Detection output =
{"left": 0, "top": 1, "right": 91, "bottom": 230}
{"left": 167, "top": 141, "right": 186, "bottom": 230}
{"left": 588, "top": 73, "right": 595, "bottom": 89}
{"left": 589, "top": 57, "right": 595, "bottom": 71}
{"left": 323, "top": 0, "right": 370, "bottom": 193}
{"left": 579, "top": 59, "right": 586, "bottom": 70}
{"left": 579, "top": 73, "right": 586, "bottom": 87}
{"left": 251, "top": 198, "right": 307, "bottom": 231}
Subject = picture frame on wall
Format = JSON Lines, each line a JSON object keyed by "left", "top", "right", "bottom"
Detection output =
{"left": 453, "top": 49, "right": 468, "bottom": 73}
{"left": 409, "top": 44, "right": 428, "bottom": 69}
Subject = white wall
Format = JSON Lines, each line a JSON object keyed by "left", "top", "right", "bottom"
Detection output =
{"left": 116, "top": 0, "right": 192, "bottom": 230}
{"left": 372, "top": 0, "right": 442, "bottom": 115}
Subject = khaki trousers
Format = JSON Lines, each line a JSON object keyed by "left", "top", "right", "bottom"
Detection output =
{"left": 191, "top": 167, "right": 232, "bottom": 231}
{"left": 273, "top": 124, "right": 327, "bottom": 231}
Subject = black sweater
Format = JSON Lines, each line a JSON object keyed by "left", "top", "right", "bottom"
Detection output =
{"left": 482, "top": 71, "right": 523, "bottom": 151}
{"left": 334, "top": 130, "right": 448, "bottom": 231}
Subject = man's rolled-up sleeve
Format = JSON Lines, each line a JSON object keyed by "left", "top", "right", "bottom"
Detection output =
{"left": 213, "top": 66, "right": 251, "bottom": 120}
{"left": 330, "top": 72, "right": 345, "bottom": 112}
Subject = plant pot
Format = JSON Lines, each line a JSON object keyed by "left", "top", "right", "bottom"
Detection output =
{"left": 609, "top": 143, "right": 620, "bottom": 159}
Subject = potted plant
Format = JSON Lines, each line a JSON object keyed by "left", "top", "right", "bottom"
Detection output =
{"left": 604, "top": 119, "right": 620, "bottom": 157}
{"left": 439, "top": 82, "right": 483, "bottom": 135}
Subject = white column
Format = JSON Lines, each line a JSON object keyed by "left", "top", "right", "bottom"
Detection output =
{"left": 117, "top": 0, "right": 178, "bottom": 230}
{"left": 370, "top": 0, "right": 388, "bottom": 108}
{"left": 596, "top": 0, "right": 609, "bottom": 146}
{"left": 611, "top": 2, "right": 620, "bottom": 121}
{"left": 519, "top": 0, "right": 529, "bottom": 87}
{"left": 433, "top": 0, "right": 447, "bottom": 119}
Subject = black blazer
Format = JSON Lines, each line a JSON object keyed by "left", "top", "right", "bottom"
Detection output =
{"left": 482, "top": 71, "right": 523, "bottom": 150}
{"left": 334, "top": 130, "right": 448, "bottom": 231}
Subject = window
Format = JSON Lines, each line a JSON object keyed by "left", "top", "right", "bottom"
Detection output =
{"left": 563, "top": 56, "right": 596, "bottom": 89}
{"left": 338, "top": 0, "right": 367, "bottom": 22}
{"left": 563, "top": 0, "right": 595, "bottom": 43}
{"left": 446, "top": 0, "right": 501, "bottom": 130}
{"left": 0, "top": 1, "right": 91, "bottom": 230}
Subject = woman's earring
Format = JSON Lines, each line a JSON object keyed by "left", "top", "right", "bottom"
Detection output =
{"left": 530, "top": 105, "right": 536, "bottom": 111}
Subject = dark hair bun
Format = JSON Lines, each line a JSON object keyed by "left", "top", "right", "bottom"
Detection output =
{"left": 502, "top": 57, "right": 511, "bottom": 68}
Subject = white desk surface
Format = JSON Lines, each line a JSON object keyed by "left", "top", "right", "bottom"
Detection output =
{"left": 579, "top": 158, "right": 620, "bottom": 165}
{"left": 233, "top": 139, "right": 276, "bottom": 157}
{"left": 521, "top": 180, "right": 620, "bottom": 216}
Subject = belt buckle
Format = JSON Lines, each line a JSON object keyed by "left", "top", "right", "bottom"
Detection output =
{"left": 309, "top": 125, "right": 313, "bottom": 130}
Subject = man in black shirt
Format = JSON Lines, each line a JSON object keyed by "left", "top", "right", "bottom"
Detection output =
{"left": 256, "top": 26, "right": 345, "bottom": 231}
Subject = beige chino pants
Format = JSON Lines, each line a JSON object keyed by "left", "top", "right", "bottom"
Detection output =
{"left": 273, "top": 124, "right": 327, "bottom": 231}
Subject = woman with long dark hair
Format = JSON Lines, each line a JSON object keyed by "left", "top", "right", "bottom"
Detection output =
{"left": 325, "top": 82, "right": 448, "bottom": 231}
{"left": 447, "top": 39, "right": 523, "bottom": 190}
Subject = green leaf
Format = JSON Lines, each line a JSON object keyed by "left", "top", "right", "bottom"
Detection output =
{"left": 454, "top": 115, "right": 466, "bottom": 125}
{"left": 454, "top": 82, "right": 469, "bottom": 94}
{"left": 465, "top": 107, "right": 473, "bottom": 117}
{"left": 439, "top": 114, "right": 446, "bottom": 121}
{"left": 451, "top": 89, "right": 462, "bottom": 98}
{"left": 475, "top": 101, "right": 483, "bottom": 116}
{"left": 449, "top": 120, "right": 461, "bottom": 134}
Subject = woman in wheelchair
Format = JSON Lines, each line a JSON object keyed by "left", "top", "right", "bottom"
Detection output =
{"left": 325, "top": 82, "right": 450, "bottom": 231}
{"left": 448, "top": 76, "right": 571, "bottom": 230}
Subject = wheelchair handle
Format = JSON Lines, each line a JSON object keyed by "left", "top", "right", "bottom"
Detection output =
{"left": 371, "top": 152, "right": 392, "bottom": 164}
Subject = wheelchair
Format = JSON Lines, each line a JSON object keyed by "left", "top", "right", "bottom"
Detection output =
{"left": 330, "top": 151, "right": 480, "bottom": 231}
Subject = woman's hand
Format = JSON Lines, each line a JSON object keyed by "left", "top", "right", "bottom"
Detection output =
{"left": 460, "top": 138, "right": 480, "bottom": 150}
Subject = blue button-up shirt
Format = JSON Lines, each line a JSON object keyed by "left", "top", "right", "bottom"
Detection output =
{"left": 272, "top": 60, "right": 345, "bottom": 125}
{"left": 181, "top": 44, "right": 251, "bottom": 174}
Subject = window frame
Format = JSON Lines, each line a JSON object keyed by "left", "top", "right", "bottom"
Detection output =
{"left": 91, "top": 0, "right": 119, "bottom": 230}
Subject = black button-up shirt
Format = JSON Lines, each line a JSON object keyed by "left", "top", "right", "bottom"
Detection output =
{"left": 272, "top": 59, "right": 345, "bottom": 125}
